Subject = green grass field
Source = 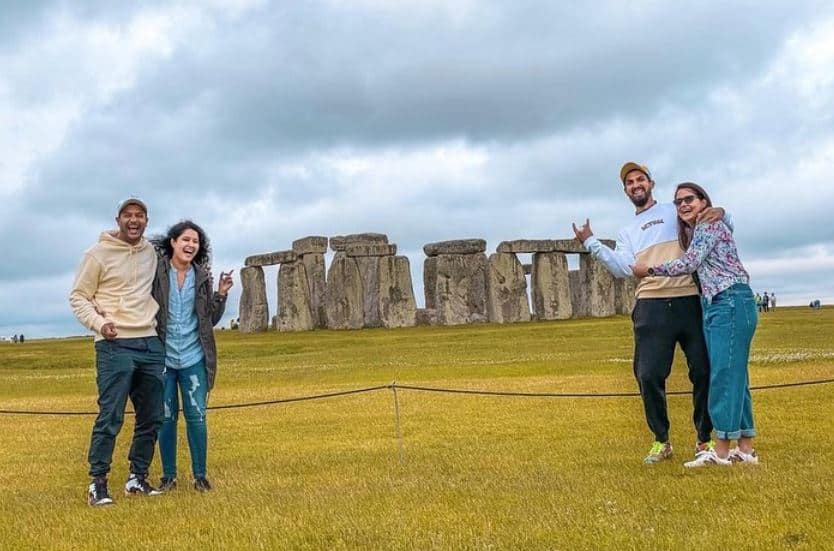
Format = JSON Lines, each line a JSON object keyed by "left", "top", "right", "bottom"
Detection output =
{"left": 1, "top": 307, "right": 832, "bottom": 550}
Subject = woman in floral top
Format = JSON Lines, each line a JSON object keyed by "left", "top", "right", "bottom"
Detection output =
{"left": 633, "top": 182, "right": 759, "bottom": 468}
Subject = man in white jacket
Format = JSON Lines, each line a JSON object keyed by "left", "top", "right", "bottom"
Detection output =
{"left": 70, "top": 198, "right": 164, "bottom": 505}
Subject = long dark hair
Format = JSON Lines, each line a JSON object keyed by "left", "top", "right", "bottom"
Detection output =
{"left": 151, "top": 220, "right": 212, "bottom": 268}
{"left": 675, "top": 182, "right": 713, "bottom": 251}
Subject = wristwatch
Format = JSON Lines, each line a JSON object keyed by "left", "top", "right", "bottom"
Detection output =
{"left": 647, "top": 267, "right": 656, "bottom": 276}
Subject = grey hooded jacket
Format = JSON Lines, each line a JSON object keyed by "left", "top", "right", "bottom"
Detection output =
{"left": 152, "top": 256, "right": 227, "bottom": 391}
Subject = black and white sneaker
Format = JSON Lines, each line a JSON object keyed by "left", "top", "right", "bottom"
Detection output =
{"left": 193, "top": 477, "right": 212, "bottom": 492}
{"left": 124, "top": 473, "right": 162, "bottom": 496}
{"left": 88, "top": 477, "right": 114, "bottom": 506}
{"left": 159, "top": 477, "right": 178, "bottom": 492}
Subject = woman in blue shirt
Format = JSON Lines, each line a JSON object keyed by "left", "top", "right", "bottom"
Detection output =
{"left": 152, "top": 221, "right": 233, "bottom": 491}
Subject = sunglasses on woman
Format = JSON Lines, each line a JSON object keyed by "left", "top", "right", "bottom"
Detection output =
{"left": 673, "top": 194, "right": 701, "bottom": 207}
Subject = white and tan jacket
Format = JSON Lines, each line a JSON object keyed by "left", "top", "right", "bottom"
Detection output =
{"left": 69, "top": 231, "right": 159, "bottom": 341}
{"left": 584, "top": 202, "right": 721, "bottom": 299}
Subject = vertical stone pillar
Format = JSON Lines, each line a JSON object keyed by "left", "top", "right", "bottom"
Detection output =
{"left": 433, "top": 253, "right": 488, "bottom": 325}
{"left": 569, "top": 269, "right": 586, "bottom": 318}
{"left": 324, "top": 252, "right": 364, "bottom": 330}
{"left": 239, "top": 266, "right": 268, "bottom": 332}
{"left": 614, "top": 276, "right": 638, "bottom": 315}
{"left": 531, "top": 252, "right": 572, "bottom": 320}
{"left": 378, "top": 256, "right": 417, "bottom": 328}
{"left": 293, "top": 236, "right": 329, "bottom": 329}
{"left": 277, "top": 261, "right": 315, "bottom": 332}
{"left": 355, "top": 256, "right": 383, "bottom": 328}
{"left": 579, "top": 254, "right": 616, "bottom": 317}
{"left": 486, "top": 252, "right": 530, "bottom": 323}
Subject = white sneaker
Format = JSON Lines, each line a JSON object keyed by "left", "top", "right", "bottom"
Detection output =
{"left": 729, "top": 447, "right": 759, "bottom": 465}
{"left": 684, "top": 449, "right": 732, "bottom": 468}
{"left": 124, "top": 473, "right": 162, "bottom": 496}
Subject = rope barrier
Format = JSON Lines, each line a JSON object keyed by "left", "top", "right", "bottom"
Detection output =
{"left": 0, "top": 376, "right": 831, "bottom": 417}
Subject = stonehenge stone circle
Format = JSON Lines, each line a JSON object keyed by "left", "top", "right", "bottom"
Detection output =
{"left": 240, "top": 232, "right": 633, "bottom": 333}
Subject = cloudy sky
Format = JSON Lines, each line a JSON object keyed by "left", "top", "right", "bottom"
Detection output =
{"left": 2, "top": 0, "right": 833, "bottom": 338}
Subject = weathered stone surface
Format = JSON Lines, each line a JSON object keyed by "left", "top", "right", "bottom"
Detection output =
{"left": 245, "top": 250, "right": 297, "bottom": 267}
{"left": 486, "top": 253, "right": 531, "bottom": 323}
{"left": 415, "top": 308, "right": 436, "bottom": 326}
{"left": 423, "top": 257, "right": 438, "bottom": 310}
{"left": 579, "top": 255, "right": 616, "bottom": 317}
{"left": 378, "top": 256, "right": 417, "bottom": 328}
{"left": 330, "top": 233, "right": 388, "bottom": 252}
{"left": 277, "top": 261, "right": 314, "bottom": 332}
{"left": 496, "top": 240, "right": 559, "bottom": 253}
{"left": 423, "top": 239, "right": 486, "bottom": 257}
{"left": 292, "top": 236, "right": 328, "bottom": 255}
{"left": 569, "top": 270, "right": 586, "bottom": 318}
{"left": 324, "top": 253, "right": 364, "bottom": 329}
{"left": 355, "top": 256, "right": 382, "bottom": 328}
{"left": 614, "top": 276, "right": 638, "bottom": 315}
{"left": 532, "top": 252, "right": 572, "bottom": 320}
{"left": 429, "top": 253, "right": 488, "bottom": 325}
{"left": 522, "top": 263, "right": 532, "bottom": 275}
{"left": 346, "top": 243, "right": 397, "bottom": 257}
{"left": 301, "top": 253, "right": 327, "bottom": 328}
{"left": 239, "top": 266, "right": 268, "bottom": 332}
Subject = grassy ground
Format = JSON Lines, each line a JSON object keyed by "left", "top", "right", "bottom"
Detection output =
{"left": 0, "top": 307, "right": 832, "bottom": 550}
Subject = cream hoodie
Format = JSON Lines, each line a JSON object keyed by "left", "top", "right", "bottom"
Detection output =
{"left": 69, "top": 231, "right": 159, "bottom": 341}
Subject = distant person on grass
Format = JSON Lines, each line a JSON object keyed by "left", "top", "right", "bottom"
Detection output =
{"left": 762, "top": 291, "right": 770, "bottom": 313}
{"left": 572, "top": 162, "right": 730, "bottom": 465}
{"left": 69, "top": 197, "right": 164, "bottom": 506}
{"left": 151, "top": 221, "right": 233, "bottom": 493}
{"left": 633, "top": 182, "right": 759, "bottom": 467}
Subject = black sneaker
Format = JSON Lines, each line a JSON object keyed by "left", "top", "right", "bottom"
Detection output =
{"left": 124, "top": 473, "right": 162, "bottom": 496}
{"left": 159, "top": 477, "right": 178, "bottom": 492}
{"left": 193, "top": 477, "right": 212, "bottom": 492}
{"left": 88, "top": 477, "right": 114, "bottom": 506}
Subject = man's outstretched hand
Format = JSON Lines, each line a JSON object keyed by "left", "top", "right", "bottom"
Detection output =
{"left": 573, "top": 218, "right": 593, "bottom": 242}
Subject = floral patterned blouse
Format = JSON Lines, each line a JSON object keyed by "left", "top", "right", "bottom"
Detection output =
{"left": 652, "top": 221, "right": 749, "bottom": 301}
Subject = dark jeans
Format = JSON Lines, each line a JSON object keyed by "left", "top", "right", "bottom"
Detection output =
{"left": 632, "top": 296, "right": 713, "bottom": 443}
{"left": 88, "top": 337, "right": 164, "bottom": 478}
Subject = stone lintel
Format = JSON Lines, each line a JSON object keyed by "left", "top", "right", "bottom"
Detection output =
{"left": 345, "top": 243, "right": 397, "bottom": 257}
{"left": 244, "top": 250, "right": 297, "bottom": 266}
{"left": 423, "top": 239, "right": 486, "bottom": 256}
{"left": 292, "top": 236, "right": 328, "bottom": 255}
{"left": 330, "top": 233, "right": 389, "bottom": 252}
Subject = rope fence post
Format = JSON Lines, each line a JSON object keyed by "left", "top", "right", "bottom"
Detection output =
{"left": 391, "top": 381, "right": 405, "bottom": 465}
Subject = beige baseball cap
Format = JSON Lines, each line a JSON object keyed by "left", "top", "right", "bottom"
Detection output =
{"left": 620, "top": 162, "right": 651, "bottom": 184}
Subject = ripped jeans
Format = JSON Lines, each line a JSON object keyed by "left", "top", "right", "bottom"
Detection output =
{"left": 159, "top": 359, "right": 208, "bottom": 479}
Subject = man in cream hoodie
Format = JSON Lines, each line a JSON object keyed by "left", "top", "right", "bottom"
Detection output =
{"left": 70, "top": 198, "right": 164, "bottom": 506}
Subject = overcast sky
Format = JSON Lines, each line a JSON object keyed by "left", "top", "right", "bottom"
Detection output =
{"left": 2, "top": 1, "right": 833, "bottom": 338}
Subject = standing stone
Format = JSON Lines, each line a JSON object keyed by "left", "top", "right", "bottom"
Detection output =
{"left": 324, "top": 253, "right": 364, "bottom": 330}
{"left": 579, "top": 254, "right": 616, "bottom": 317}
{"left": 532, "top": 252, "right": 572, "bottom": 320}
{"left": 355, "top": 256, "right": 383, "bottom": 328}
{"left": 277, "top": 261, "right": 314, "bottom": 332}
{"left": 614, "top": 276, "right": 638, "bottom": 315}
{"left": 569, "top": 270, "right": 587, "bottom": 318}
{"left": 239, "top": 266, "right": 268, "bottom": 333}
{"left": 424, "top": 256, "right": 438, "bottom": 310}
{"left": 415, "top": 308, "right": 436, "bottom": 326}
{"left": 429, "top": 253, "right": 488, "bottom": 325}
{"left": 301, "top": 253, "right": 327, "bottom": 328}
{"left": 486, "top": 253, "right": 530, "bottom": 323}
{"left": 378, "top": 256, "right": 417, "bottom": 328}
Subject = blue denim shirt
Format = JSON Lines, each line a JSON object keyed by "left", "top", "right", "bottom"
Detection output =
{"left": 165, "top": 264, "right": 204, "bottom": 369}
